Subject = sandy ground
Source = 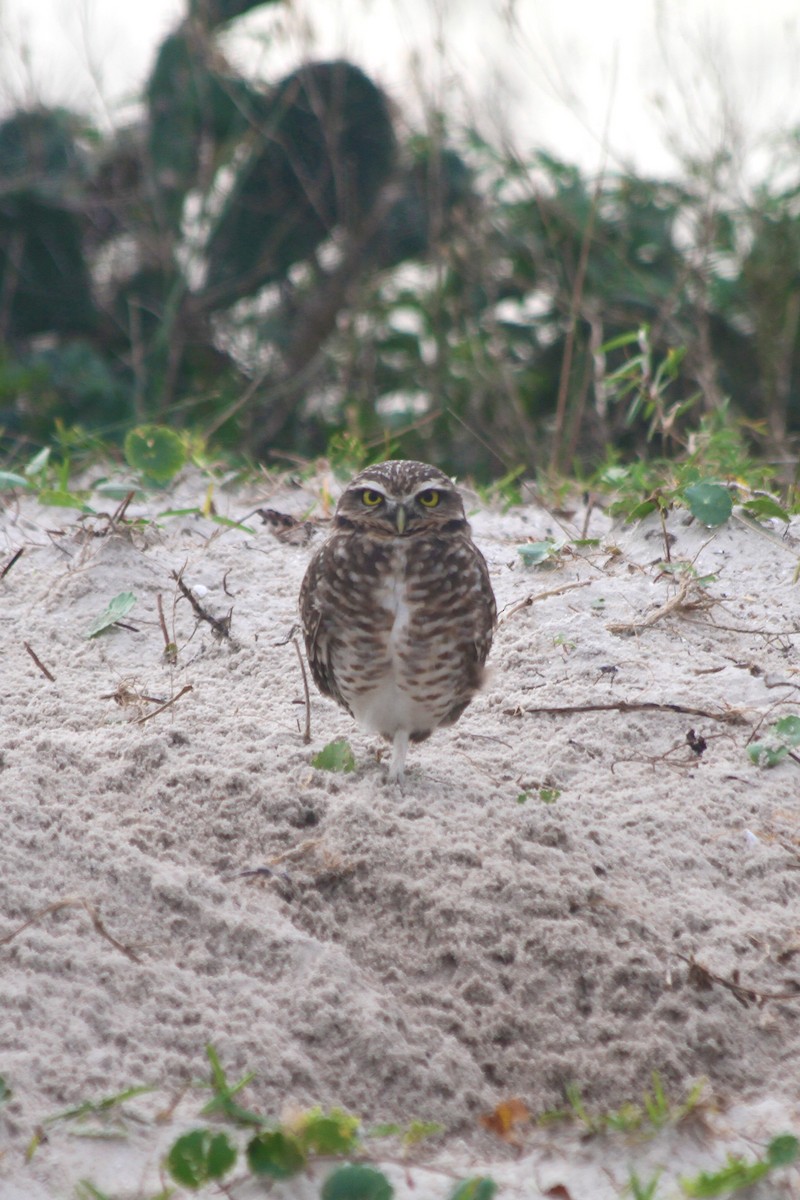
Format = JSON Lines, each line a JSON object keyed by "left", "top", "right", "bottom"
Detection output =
{"left": 1, "top": 464, "right": 799, "bottom": 1199}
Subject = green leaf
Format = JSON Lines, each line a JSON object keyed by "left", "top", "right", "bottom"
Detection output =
{"left": 0, "top": 470, "right": 33, "bottom": 490}
{"left": 747, "top": 741, "right": 788, "bottom": 768}
{"left": 297, "top": 1108, "right": 360, "bottom": 1155}
{"left": 402, "top": 1119, "right": 443, "bottom": 1146}
{"left": 680, "top": 1152, "right": 768, "bottom": 1195}
{"left": 246, "top": 1130, "right": 307, "bottom": 1178}
{"left": 539, "top": 787, "right": 560, "bottom": 803}
{"left": 0, "top": 1076, "right": 12, "bottom": 1105}
{"left": 774, "top": 715, "right": 800, "bottom": 746}
{"left": 321, "top": 1164, "right": 394, "bottom": 1200}
{"left": 767, "top": 1134, "right": 799, "bottom": 1166}
{"left": 684, "top": 482, "right": 732, "bottom": 527}
{"left": 124, "top": 425, "right": 187, "bottom": 484}
{"left": 517, "top": 541, "right": 560, "bottom": 566}
{"left": 626, "top": 499, "right": 658, "bottom": 521}
{"left": 25, "top": 447, "right": 51, "bottom": 476}
{"left": 449, "top": 1179, "right": 498, "bottom": 1200}
{"left": 166, "top": 1129, "right": 236, "bottom": 1187}
{"left": 201, "top": 1044, "right": 262, "bottom": 1127}
{"left": 312, "top": 739, "right": 356, "bottom": 773}
{"left": 37, "top": 489, "right": 94, "bottom": 512}
{"left": 742, "top": 496, "right": 790, "bottom": 522}
{"left": 748, "top": 713, "right": 800, "bottom": 767}
{"left": 86, "top": 592, "right": 137, "bottom": 638}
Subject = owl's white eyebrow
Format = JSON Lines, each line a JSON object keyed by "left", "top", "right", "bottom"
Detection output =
{"left": 411, "top": 480, "right": 448, "bottom": 495}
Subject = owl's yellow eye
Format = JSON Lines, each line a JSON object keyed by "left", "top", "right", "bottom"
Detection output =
{"left": 361, "top": 488, "right": 384, "bottom": 507}
{"left": 418, "top": 489, "right": 440, "bottom": 507}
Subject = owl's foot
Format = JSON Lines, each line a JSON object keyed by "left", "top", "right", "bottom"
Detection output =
{"left": 387, "top": 730, "right": 409, "bottom": 784}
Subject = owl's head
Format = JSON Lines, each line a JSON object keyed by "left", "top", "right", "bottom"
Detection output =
{"left": 334, "top": 460, "right": 467, "bottom": 537}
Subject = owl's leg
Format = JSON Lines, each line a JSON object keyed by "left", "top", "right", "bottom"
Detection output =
{"left": 387, "top": 730, "right": 409, "bottom": 784}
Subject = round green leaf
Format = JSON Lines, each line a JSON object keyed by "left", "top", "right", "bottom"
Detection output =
{"left": 449, "top": 1179, "right": 499, "bottom": 1200}
{"left": 767, "top": 1134, "right": 799, "bottom": 1166}
{"left": 166, "top": 1128, "right": 236, "bottom": 1187}
{"left": 299, "top": 1109, "right": 360, "bottom": 1155}
{"left": 684, "top": 482, "right": 732, "bottom": 527}
{"left": 246, "top": 1130, "right": 306, "bottom": 1178}
{"left": 312, "top": 739, "right": 356, "bottom": 773}
{"left": 124, "top": 425, "right": 187, "bottom": 484}
{"left": 321, "top": 1164, "right": 394, "bottom": 1200}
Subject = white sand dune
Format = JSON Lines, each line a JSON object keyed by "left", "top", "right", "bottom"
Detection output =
{"left": 1, "top": 468, "right": 798, "bottom": 1198}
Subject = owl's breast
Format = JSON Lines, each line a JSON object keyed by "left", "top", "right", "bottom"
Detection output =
{"left": 339, "top": 539, "right": 491, "bottom": 740}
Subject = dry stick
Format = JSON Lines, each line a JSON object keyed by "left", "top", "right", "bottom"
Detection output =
{"left": 0, "top": 897, "right": 140, "bottom": 964}
{"left": 499, "top": 580, "right": 592, "bottom": 624}
{"left": 23, "top": 641, "right": 55, "bottom": 682}
{"left": 136, "top": 684, "right": 193, "bottom": 726}
{"left": 508, "top": 699, "right": 748, "bottom": 726}
{"left": 291, "top": 636, "right": 312, "bottom": 744}
{"left": 172, "top": 568, "right": 231, "bottom": 639}
{"left": 1, "top": 546, "right": 23, "bottom": 579}
{"left": 679, "top": 953, "right": 800, "bottom": 1007}
{"left": 110, "top": 490, "right": 136, "bottom": 527}
{"left": 606, "top": 578, "right": 711, "bottom": 635}
{"left": 156, "top": 592, "right": 177, "bottom": 664}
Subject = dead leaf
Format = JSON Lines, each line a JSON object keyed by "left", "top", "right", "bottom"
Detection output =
{"left": 479, "top": 1097, "right": 530, "bottom": 1142}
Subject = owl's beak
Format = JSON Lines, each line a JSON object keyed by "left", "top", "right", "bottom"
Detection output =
{"left": 394, "top": 504, "right": 407, "bottom": 534}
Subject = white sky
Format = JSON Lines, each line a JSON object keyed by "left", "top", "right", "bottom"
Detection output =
{"left": 1, "top": 0, "right": 799, "bottom": 180}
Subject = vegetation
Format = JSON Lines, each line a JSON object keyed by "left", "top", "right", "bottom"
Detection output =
{"left": 1, "top": 1, "right": 800, "bottom": 485}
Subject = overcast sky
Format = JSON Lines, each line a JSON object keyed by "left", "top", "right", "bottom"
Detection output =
{"left": 1, "top": 0, "right": 799, "bottom": 180}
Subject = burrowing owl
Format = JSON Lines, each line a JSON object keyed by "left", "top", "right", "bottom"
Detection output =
{"left": 299, "top": 460, "right": 496, "bottom": 782}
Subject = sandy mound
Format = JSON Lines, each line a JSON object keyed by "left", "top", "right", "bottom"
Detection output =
{"left": 1, "top": 468, "right": 799, "bottom": 1196}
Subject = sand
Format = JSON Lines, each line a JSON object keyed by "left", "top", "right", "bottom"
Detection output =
{"left": 1, "top": 466, "right": 799, "bottom": 1198}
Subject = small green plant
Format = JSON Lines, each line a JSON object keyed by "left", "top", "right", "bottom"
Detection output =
{"left": 555, "top": 1073, "right": 706, "bottom": 1136}
{"left": 477, "top": 464, "right": 525, "bottom": 510}
{"left": 449, "top": 1179, "right": 498, "bottom": 1200}
{"left": 627, "top": 1169, "right": 662, "bottom": 1200}
{"left": 26, "top": 1083, "right": 156, "bottom": 1161}
{"left": 369, "top": 1118, "right": 443, "bottom": 1147}
{"left": 748, "top": 714, "right": 800, "bottom": 768}
{"left": 312, "top": 739, "right": 357, "bottom": 772}
{"left": 679, "top": 1133, "right": 799, "bottom": 1196}
{"left": 86, "top": 592, "right": 138, "bottom": 639}
{"left": 167, "top": 1127, "right": 237, "bottom": 1187}
{"left": 539, "top": 787, "right": 561, "bottom": 803}
{"left": 517, "top": 539, "right": 562, "bottom": 566}
{"left": 123, "top": 425, "right": 188, "bottom": 485}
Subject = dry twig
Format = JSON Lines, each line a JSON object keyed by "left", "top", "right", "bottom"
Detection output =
{"left": 607, "top": 578, "right": 715, "bottom": 635}
{"left": 0, "top": 897, "right": 140, "bottom": 963}
{"left": 173, "top": 567, "right": 231, "bottom": 638}
{"left": 504, "top": 699, "right": 747, "bottom": 726}
{"left": 23, "top": 641, "right": 55, "bottom": 682}
{"left": 680, "top": 953, "right": 800, "bottom": 1007}
{"left": 136, "top": 684, "right": 193, "bottom": 725}
{"left": 1, "top": 546, "right": 23, "bottom": 579}
{"left": 499, "top": 580, "right": 592, "bottom": 624}
{"left": 292, "top": 635, "right": 312, "bottom": 743}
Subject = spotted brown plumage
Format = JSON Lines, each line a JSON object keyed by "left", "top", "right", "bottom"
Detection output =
{"left": 299, "top": 460, "right": 496, "bottom": 782}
